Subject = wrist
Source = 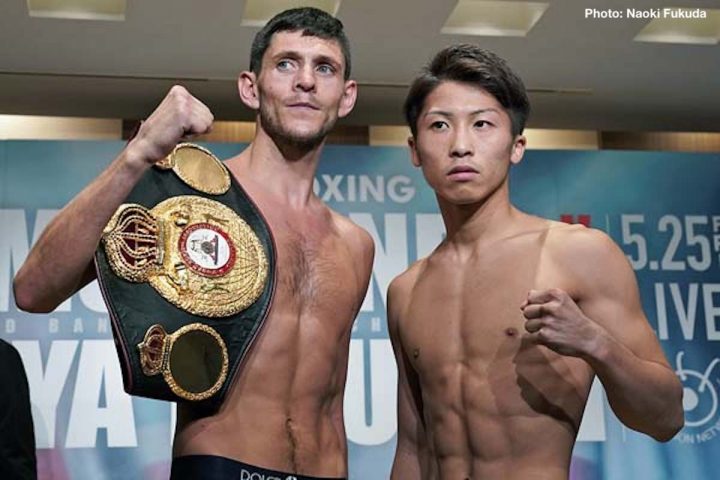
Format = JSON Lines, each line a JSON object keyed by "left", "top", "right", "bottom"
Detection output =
{"left": 582, "top": 326, "right": 614, "bottom": 367}
{"left": 119, "top": 139, "right": 155, "bottom": 177}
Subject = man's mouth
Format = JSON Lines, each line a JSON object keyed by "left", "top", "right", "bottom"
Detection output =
{"left": 448, "top": 165, "right": 478, "bottom": 175}
{"left": 288, "top": 102, "right": 319, "bottom": 110}
{"left": 447, "top": 165, "right": 479, "bottom": 181}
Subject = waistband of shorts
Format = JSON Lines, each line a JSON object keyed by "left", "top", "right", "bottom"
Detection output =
{"left": 170, "top": 454, "right": 346, "bottom": 480}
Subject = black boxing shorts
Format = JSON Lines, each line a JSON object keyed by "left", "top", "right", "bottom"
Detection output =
{"left": 169, "top": 455, "right": 346, "bottom": 480}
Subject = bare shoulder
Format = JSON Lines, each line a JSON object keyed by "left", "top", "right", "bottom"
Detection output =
{"left": 329, "top": 209, "right": 374, "bottom": 260}
{"left": 545, "top": 221, "right": 624, "bottom": 266}
{"left": 390, "top": 260, "right": 424, "bottom": 295}
{"left": 548, "top": 221, "right": 620, "bottom": 257}
{"left": 387, "top": 259, "right": 426, "bottom": 323}
{"left": 545, "top": 221, "right": 635, "bottom": 297}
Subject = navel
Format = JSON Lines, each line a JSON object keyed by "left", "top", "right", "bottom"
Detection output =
{"left": 412, "top": 348, "right": 420, "bottom": 359}
{"left": 505, "top": 327, "right": 519, "bottom": 337}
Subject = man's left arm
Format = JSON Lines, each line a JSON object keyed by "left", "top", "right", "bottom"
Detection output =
{"left": 522, "top": 228, "right": 684, "bottom": 442}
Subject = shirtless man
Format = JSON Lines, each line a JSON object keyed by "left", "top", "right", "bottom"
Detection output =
{"left": 388, "top": 45, "right": 683, "bottom": 479}
{"left": 13, "top": 8, "right": 374, "bottom": 480}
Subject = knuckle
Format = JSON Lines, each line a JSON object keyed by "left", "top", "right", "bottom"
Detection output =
{"left": 176, "top": 102, "right": 190, "bottom": 119}
{"left": 170, "top": 84, "right": 186, "bottom": 96}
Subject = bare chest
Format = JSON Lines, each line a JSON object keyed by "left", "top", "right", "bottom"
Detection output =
{"left": 265, "top": 212, "right": 361, "bottom": 319}
{"left": 402, "top": 246, "right": 574, "bottom": 372}
{"left": 401, "top": 247, "right": 594, "bottom": 427}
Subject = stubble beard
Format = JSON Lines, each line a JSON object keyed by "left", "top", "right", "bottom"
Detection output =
{"left": 259, "top": 103, "right": 336, "bottom": 154}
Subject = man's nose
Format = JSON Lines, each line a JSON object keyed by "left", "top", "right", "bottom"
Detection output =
{"left": 450, "top": 128, "right": 473, "bottom": 158}
{"left": 295, "top": 65, "right": 316, "bottom": 92}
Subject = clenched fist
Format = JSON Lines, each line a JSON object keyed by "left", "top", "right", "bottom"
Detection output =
{"left": 521, "top": 288, "right": 607, "bottom": 358}
{"left": 126, "top": 85, "right": 214, "bottom": 168}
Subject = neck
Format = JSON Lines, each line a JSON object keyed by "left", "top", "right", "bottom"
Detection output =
{"left": 229, "top": 123, "right": 325, "bottom": 208}
{"left": 438, "top": 179, "right": 519, "bottom": 248}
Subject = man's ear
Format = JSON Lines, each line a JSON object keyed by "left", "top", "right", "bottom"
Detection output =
{"left": 510, "top": 134, "right": 527, "bottom": 165}
{"left": 408, "top": 135, "right": 421, "bottom": 167}
{"left": 238, "top": 71, "right": 260, "bottom": 110}
{"left": 337, "top": 80, "right": 358, "bottom": 119}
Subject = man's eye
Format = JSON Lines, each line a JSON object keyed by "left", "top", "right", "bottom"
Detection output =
{"left": 277, "top": 60, "right": 293, "bottom": 70}
{"left": 475, "top": 120, "right": 491, "bottom": 128}
{"left": 317, "top": 64, "right": 335, "bottom": 74}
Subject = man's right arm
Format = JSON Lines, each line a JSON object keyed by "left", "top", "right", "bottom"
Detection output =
{"left": 388, "top": 275, "right": 428, "bottom": 479}
{"left": 13, "top": 86, "right": 213, "bottom": 313}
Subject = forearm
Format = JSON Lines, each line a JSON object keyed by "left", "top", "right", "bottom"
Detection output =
{"left": 586, "top": 334, "right": 683, "bottom": 441}
{"left": 13, "top": 144, "right": 150, "bottom": 312}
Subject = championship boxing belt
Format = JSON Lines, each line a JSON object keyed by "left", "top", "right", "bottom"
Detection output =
{"left": 94, "top": 143, "right": 276, "bottom": 411}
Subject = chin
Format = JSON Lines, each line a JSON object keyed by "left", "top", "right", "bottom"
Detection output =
{"left": 264, "top": 118, "right": 332, "bottom": 149}
{"left": 260, "top": 106, "right": 335, "bottom": 145}
{"left": 435, "top": 185, "right": 485, "bottom": 205}
{"left": 287, "top": 127, "right": 328, "bottom": 143}
{"left": 449, "top": 196, "right": 484, "bottom": 206}
{"left": 278, "top": 127, "right": 330, "bottom": 149}
{"left": 288, "top": 125, "right": 325, "bottom": 139}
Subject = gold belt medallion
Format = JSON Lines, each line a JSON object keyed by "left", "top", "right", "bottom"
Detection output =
{"left": 156, "top": 143, "right": 231, "bottom": 195}
{"left": 137, "top": 323, "right": 229, "bottom": 401}
{"left": 102, "top": 196, "right": 268, "bottom": 317}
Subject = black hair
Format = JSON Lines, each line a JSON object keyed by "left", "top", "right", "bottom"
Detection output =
{"left": 250, "top": 7, "right": 351, "bottom": 80}
{"left": 404, "top": 44, "right": 530, "bottom": 137}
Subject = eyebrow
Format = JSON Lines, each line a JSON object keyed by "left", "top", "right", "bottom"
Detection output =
{"left": 424, "top": 108, "right": 501, "bottom": 118}
{"left": 314, "top": 54, "right": 342, "bottom": 69}
{"left": 271, "top": 50, "right": 301, "bottom": 61}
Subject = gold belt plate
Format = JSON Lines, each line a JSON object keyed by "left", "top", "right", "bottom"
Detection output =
{"left": 137, "top": 323, "right": 229, "bottom": 401}
{"left": 102, "top": 195, "right": 268, "bottom": 317}
{"left": 156, "top": 143, "right": 231, "bottom": 195}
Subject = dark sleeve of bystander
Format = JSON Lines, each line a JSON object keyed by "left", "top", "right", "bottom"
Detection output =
{"left": 0, "top": 339, "right": 37, "bottom": 480}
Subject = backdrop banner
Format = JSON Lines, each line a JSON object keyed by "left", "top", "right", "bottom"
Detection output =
{"left": 1, "top": 140, "right": 718, "bottom": 479}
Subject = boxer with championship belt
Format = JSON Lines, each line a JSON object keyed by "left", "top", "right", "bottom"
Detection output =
{"left": 14, "top": 7, "right": 374, "bottom": 480}
{"left": 95, "top": 143, "right": 275, "bottom": 410}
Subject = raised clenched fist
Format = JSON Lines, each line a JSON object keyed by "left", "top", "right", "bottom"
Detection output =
{"left": 126, "top": 85, "right": 214, "bottom": 167}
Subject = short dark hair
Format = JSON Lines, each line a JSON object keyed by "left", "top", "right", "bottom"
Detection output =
{"left": 250, "top": 7, "right": 352, "bottom": 80}
{"left": 404, "top": 44, "right": 530, "bottom": 137}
